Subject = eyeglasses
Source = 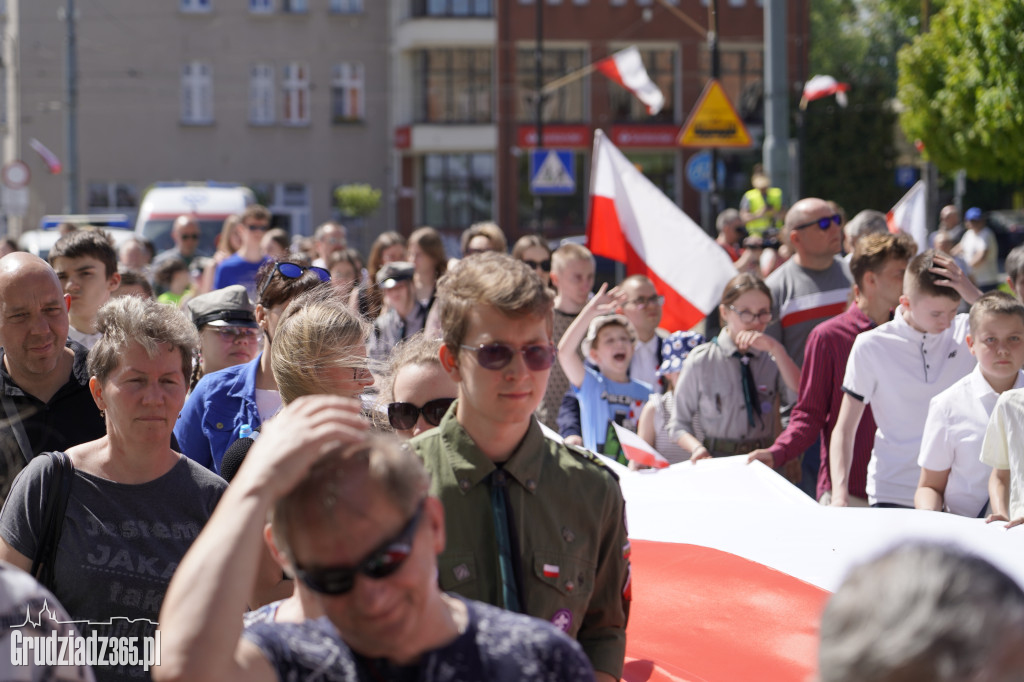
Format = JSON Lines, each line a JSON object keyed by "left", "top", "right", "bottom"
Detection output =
{"left": 180, "top": 233, "right": 200, "bottom": 241}
{"left": 459, "top": 342, "right": 556, "bottom": 371}
{"left": 792, "top": 214, "right": 841, "bottom": 231}
{"left": 209, "top": 327, "right": 261, "bottom": 341}
{"left": 350, "top": 366, "right": 372, "bottom": 382}
{"left": 522, "top": 259, "right": 551, "bottom": 273}
{"left": 246, "top": 223, "right": 270, "bottom": 232}
{"left": 626, "top": 295, "right": 664, "bottom": 308}
{"left": 293, "top": 500, "right": 425, "bottom": 596}
{"left": 387, "top": 397, "right": 455, "bottom": 431}
{"left": 728, "top": 305, "right": 773, "bottom": 324}
{"left": 257, "top": 262, "right": 331, "bottom": 301}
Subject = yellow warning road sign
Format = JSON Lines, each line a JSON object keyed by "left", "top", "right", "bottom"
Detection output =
{"left": 677, "top": 79, "right": 752, "bottom": 149}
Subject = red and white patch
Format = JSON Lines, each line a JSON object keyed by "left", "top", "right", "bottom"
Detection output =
{"left": 543, "top": 564, "right": 560, "bottom": 579}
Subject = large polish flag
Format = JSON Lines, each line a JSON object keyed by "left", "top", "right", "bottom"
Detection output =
{"left": 615, "top": 456, "right": 1024, "bottom": 681}
{"left": 887, "top": 179, "right": 927, "bottom": 253}
{"left": 587, "top": 129, "right": 737, "bottom": 331}
{"left": 595, "top": 46, "right": 665, "bottom": 116}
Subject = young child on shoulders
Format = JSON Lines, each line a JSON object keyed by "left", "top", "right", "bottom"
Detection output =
{"left": 916, "top": 292, "right": 1024, "bottom": 517}
{"left": 558, "top": 284, "right": 651, "bottom": 454}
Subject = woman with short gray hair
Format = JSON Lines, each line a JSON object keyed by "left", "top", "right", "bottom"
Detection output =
{"left": 0, "top": 296, "right": 227, "bottom": 682}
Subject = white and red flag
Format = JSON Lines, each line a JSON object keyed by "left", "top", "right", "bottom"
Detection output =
{"left": 612, "top": 422, "right": 669, "bottom": 469}
{"left": 595, "top": 46, "right": 665, "bottom": 116}
{"left": 887, "top": 179, "right": 927, "bottom": 253}
{"left": 800, "top": 75, "right": 850, "bottom": 109}
{"left": 29, "top": 138, "right": 62, "bottom": 174}
{"left": 587, "top": 129, "right": 737, "bottom": 331}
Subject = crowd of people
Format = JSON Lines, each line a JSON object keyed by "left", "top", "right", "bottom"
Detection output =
{"left": 0, "top": 191, "right": 1021, "bottom": 681}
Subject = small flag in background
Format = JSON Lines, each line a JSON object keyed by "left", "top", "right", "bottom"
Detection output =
{"left": 595, "top": 46, "right": 665, "bottom": 116}
{"left": 612, "top": 422, "right": 669, "bottom": 469}
{"left": 886, "top": 180, "right": 927, "bottom": 254}
{"left": 29, "top": 138, "right": 62, "bottom": 174}
{"left": 800, "top": 75, "right": 850, "bottom": 110}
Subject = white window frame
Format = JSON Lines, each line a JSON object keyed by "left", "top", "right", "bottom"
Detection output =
{"left": 181, "top": 61, "right": 214, "bottom": 125}
{"left": 331, "top": 62, "right": 365, "bottom": 122}
{"left": 249, "top": 64, "right": 276, "bottom": 125}
{"left": 180, "top": 0, "right": 211, "bottom": 13}
{"left": 330, "top": 0, "right": 364, "bottom": 12}
{"left": 282, "top": 62, "right": 311, "bottom": 126}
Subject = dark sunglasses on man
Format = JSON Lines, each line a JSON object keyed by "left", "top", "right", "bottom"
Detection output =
{"left": 792, "top": 213, "right": 842, "bottom": 231}
{"left": 387, "top": 398, "right": 455, "bottom": 431}
{"left": 258, "top": 262, "right": 331, "bottom": 300}
{"left": 292, "top": 500, "right": 425, "bottom": 595}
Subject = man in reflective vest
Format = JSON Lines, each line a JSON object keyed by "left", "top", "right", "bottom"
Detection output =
{"left": 740, "top": 165, "right": 785, "bottom": 238}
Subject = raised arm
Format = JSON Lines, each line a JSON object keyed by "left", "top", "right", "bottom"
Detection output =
{"left": 556, "top": 283, "right": 625, "bottom": 389}
{"left": 828, "top": 393, "right": 867, "bottom": 507}
{"left": 156, "top": 396, "right": 367, "bottom": 682}
{"left": 931, "top": 251, "right": 983, "bottom": 305}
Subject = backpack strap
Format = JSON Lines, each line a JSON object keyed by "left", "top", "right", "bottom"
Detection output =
{"left": 30, "top": 452, "right": 75, "bottom": 589}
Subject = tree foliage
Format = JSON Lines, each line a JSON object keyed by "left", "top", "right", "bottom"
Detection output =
{"left": 334, "top": 184, "right": 382, "bottom": 218}
{"left": 898, "top": 0, "right": 1024, "bottom": 182}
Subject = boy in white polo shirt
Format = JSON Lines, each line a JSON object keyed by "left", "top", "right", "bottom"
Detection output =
{"left": 980, "top": 390, "right": 1024, "bottom": 528}
{"left": 830, "top": 250, "right": 982, "bottom": 507}
{"left": 915, "top": 293, "right": 1024, "bottom": 517}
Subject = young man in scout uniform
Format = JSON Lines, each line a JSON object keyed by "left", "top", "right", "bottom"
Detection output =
{"left": 409, "top": 252, "right": 630, "bottom": 682}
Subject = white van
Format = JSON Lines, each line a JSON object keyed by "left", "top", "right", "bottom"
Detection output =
{"left": 134, "top": 182, "right": 254, "bottom": 255}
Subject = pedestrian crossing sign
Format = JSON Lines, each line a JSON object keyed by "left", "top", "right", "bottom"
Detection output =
{"left": 530, "top": 149, "right": 576, "bottom": 196}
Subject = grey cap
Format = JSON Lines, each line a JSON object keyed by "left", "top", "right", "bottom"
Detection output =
{"left": 581, "top": 314, "right": 637, "bottom": 356}
{"left": 376, "top": 261, "right": 415, "bottom": 289}
{"left": 187, "top": 285, "right": 259, "bottom": 329}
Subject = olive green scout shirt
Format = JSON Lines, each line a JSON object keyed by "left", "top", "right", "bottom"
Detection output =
{"left": 409, "top": 404, "right": 631, "bottom": 679}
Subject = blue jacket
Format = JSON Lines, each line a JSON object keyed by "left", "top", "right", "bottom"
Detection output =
{"left": 174, "top": 355, "right": 262, "bottom": 474}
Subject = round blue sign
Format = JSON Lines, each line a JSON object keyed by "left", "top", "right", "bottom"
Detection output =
{"left": 686, "top": 151, "right": 726, "bottom": 193}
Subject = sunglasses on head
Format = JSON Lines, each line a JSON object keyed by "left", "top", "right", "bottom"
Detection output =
{"left": 293, "top": 500, "right": 425, "bottom": 596}
{"left": 792, "top": 213, "right": 842, "bottom": 231}
{"left": 459, "top": 342, "right": 556, "bottom": 371}
{"left": 522, "top": 259, "right": 551, "bottom": 272}
{"left": 387, "top": 397, "right": 455, "bottom": 431}
{"left": 258, "top": 262, "right": 331, "bottom": 301}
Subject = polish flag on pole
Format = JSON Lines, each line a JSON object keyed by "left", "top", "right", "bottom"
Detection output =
{"left": 799, "top": 75, "right": 850, "bottom": 110}
{"left": 29, "top": 138, "right": 62, "bottom": 175}
{"left": 595, "top": 46, "right": 665, "bottom": 116}
{"left": 886, "top": 180, "right": 928, "bottom": 253}
{"left": 613, "top": 423, "right": 669, "bottom": 469}
{"left": 587, "top": 130, "right": 737, "bottom": 331}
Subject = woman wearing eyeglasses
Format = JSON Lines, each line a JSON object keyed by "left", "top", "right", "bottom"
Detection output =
{"left": 512, "top": 235, "right": 553, "bottom": 289}
{"left": 375, "top": 334, "right": 458, "bottom": 440}
{"left": 174, "top": 260, "right": 330, "bottom": 475}
{"left": 670, "top": 273, "right": 801, "bottom": 461}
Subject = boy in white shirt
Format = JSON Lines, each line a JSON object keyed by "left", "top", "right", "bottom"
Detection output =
{"left": 980, "top": 389, "right": 1024, "bottom": 529}
{"left": 830, "top": 250, "right": 981, "bottom": 507}
{"left": 915, "top": 293, "right": 1024, "bottom": 516}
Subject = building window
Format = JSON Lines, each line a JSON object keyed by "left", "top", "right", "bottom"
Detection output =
{"left": 249, "top": 0, "right": 272, "bottom": 13}
{"left": 181, "top": 0, "right": 211, "bottom": 12}
{"left": 608, "top": 47, "right": 676, "bottom": 123}
{"left": 331, "top": 62, "right": 365, "bottom": 123}
{"left": 422, "top": 153, "right": 494, "bottom": 230}
{"left": 249, "top": 64, "right": 276, "bottom": 125}
{"left": 412, "top": 0, "right": 492, "bottom": 16}
{"left": 181, "top": 61, "right": 214, "bottom": 125}
{"left": 330, "top": 0, "right": 363, "bottom": 12}
{"left": 699, "top": 46, "right": 763, "bottom": 123}
{"left": 87, "top": 183, "right": 138, "bottom": 211}
{"left": 282, "top": 62, "right": 310, "bottom": 126}
{"left": 283, "top": 0, "right": 308, "bottom": 12}
{"left": 414, "top": 49, "right": 492, "bottom": 124}
{"left": 516, "top": 47, "right": 586, "bottom": 123}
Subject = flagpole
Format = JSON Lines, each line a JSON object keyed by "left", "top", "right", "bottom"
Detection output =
{"left": 533, "top": 0, "right": 544, "bottom": 234}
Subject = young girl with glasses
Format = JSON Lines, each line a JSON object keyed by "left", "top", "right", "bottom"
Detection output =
{"left": 670, "top": 273, "right": 801, "bottom": 461}
{"left": 375, "top": 333, "right": 458, "bottom": 440}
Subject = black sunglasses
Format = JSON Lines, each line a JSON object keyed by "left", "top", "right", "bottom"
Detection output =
{"left": 293, "top": 500, "right": 425, "bottom": 595}
{"left": 459, "top": 342, "right": 556, "bottom": 371}
{"left": 180, "top": 233, "right": 200, "bottom": 241}
{"left": 522, "top": 258, "right": 551, "bottom": 272}
{"left": 387, "top": 397, "right": 455, "bottom": 431}
{"left": 792, "top": 214, "right": 841, "bottom": 231}
{"left": 258, "top": 262, "right": 331, "bottom": 301}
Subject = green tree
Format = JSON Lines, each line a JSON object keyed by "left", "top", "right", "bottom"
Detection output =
{"left": 897, "top": 0, "right": 1024, "bottom": 182}
{"left": 334, "top": 184, "right": 382, "bottom": 218}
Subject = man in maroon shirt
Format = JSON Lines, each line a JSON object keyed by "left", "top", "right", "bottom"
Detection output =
{"left": 746, "top": 232, "right": 916, "bottom": 504}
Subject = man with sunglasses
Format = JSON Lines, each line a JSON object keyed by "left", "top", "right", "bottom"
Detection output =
{"left": 214, "top": 205, "right": 273, "bottom": 299}
{"left": 158, "top": 397, "right": 595, "bottom": 682}
{"left": 763, "top": 197, "right": 854, "bottom": 494}
{"left": 154, "top": 215, "right": 209, "bottom": 270}
{"left": 408, "top": 253, "right": 630, "bottom": 682}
